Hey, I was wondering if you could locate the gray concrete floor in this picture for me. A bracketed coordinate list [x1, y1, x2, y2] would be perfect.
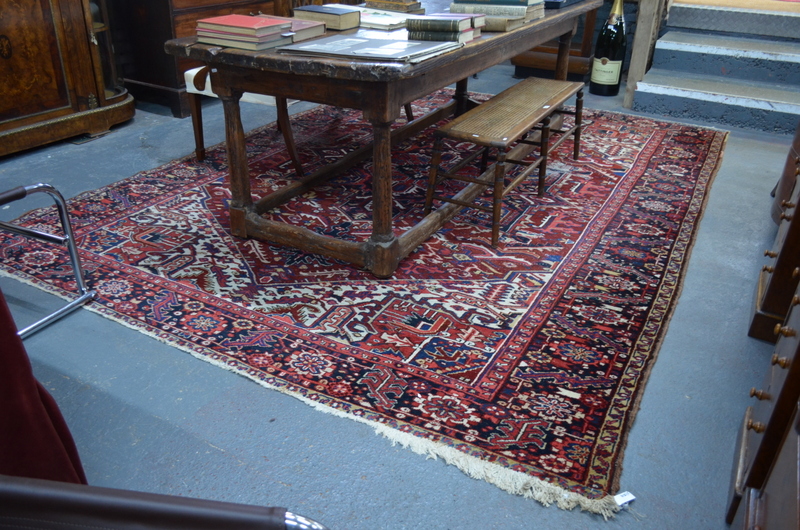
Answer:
[0, 64, 791, 528]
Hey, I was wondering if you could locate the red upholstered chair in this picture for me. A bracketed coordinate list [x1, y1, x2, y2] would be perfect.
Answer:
[0, 288, 87, 485]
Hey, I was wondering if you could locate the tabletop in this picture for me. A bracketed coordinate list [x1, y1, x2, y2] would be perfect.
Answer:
[164, 0, 603, 85]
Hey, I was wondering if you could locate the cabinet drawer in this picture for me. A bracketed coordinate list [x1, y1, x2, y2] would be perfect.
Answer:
[744, 290, 800, 488]
[750, 328, 800, 428]
[758, 400, 800, 530]
[770, 183, 798, 254]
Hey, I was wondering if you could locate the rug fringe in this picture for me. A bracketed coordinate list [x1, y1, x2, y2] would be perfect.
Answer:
[372, 422, 620, 519]
[250, 374, 622, 519]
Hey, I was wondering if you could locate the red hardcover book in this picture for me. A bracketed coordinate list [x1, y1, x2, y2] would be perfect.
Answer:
[196, 14, 292, 36]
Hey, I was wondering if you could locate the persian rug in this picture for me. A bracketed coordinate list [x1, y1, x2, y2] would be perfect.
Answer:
[0, 89, 727, 517]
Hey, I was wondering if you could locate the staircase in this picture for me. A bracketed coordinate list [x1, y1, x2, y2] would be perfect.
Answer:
[631, 3, 800, 134]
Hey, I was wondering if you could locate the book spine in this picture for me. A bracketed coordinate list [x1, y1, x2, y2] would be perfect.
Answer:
[197, 30, 284, 42]
[364, 1, 421, 8]
[408, 30, 463, 40]
[365, 3, 419, 11]
[406, 19, 463, 31]
[291, 12, 329, 22]
[483, 16, 519, 31]
[449, 3, 529, 15]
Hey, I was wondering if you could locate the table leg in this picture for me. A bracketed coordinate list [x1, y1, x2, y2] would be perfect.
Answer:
[554, 23, 577, 81]
[218, 91, 250, 237]
[455, 78, 470, 116]
[367, 120, 400, 278]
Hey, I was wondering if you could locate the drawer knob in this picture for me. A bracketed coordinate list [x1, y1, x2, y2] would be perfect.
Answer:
[783, 200, 797, 208]
[774, 324, 797, 338]
[749, 388, 771, 400]
[747, 419, 766, 433]
[781, 212, 794, 221]
[763, 265, 774, 273]
[764, 250, 778, 258]
[771, 353, 791, 369]
[793, 295, 800, 306]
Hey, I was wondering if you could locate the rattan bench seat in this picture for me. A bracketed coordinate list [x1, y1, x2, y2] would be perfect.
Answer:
[425, 77, 584, 246]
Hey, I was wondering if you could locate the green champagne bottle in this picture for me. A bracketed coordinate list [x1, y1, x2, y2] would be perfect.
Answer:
[589, 0, 627, 96]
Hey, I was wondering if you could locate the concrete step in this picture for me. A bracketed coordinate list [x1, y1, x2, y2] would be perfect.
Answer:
[632, 69, 800, 134]
[652, 31, 800, 85]
[667, 3, 800, 39]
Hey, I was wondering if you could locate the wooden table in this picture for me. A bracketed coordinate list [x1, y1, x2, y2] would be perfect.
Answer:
[164, 0, 601, 277]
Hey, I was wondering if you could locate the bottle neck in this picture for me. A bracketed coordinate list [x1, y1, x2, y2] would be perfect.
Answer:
[609, 0, 624, 21]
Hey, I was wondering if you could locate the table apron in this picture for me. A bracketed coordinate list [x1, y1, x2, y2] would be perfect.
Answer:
[209, 16, 577, 123]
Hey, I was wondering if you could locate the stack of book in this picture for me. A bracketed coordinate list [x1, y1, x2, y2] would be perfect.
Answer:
[406, 14, 477, 43]
[196, 14, 325, 51]
[196, 14, 293, 50]
[425, 12, 486, 37]
[448, 0, 544, 32]
[292, 4, 361, 30]
[364, 0, 425, 14]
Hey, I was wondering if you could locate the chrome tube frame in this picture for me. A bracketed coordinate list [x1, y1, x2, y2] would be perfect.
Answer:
[0, 183, 96, 339]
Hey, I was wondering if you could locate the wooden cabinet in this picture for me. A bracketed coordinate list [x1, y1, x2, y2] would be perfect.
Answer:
[0, 0, 135, 157]
[771, 120, 800, 225]
[108, 0, 281, 118]
[727, 283, 800, 524]
[749, 153, 800, 343]
[731, 399, 800, 529]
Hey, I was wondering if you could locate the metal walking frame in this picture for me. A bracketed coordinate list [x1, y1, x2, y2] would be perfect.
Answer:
[0, 183, 96, 339]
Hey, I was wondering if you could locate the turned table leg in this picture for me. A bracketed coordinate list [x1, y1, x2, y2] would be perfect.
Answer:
[217, 89, 250, 238]
[554, 23, 577, 81]
[367, 120, 400, 278]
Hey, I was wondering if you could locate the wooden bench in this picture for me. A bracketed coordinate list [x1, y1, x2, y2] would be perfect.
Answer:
[423, 77, 584, 246]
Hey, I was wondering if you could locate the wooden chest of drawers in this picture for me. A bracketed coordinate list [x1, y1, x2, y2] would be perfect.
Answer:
[732, 399, 800, 530]
[749, 123, 800, 342]
[727, 282, 800, 523]
[108, 0, 279, 117]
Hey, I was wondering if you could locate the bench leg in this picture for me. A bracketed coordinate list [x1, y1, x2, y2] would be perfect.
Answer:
[479, 146, 491, 174]
[424, 138, 445, 215]
[404, 103, 414, 122]
[573, 89, 583, 160]
[538, 116, 551, 197]
[188, 93, 206, 161]
[491, 150, 506, 247]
